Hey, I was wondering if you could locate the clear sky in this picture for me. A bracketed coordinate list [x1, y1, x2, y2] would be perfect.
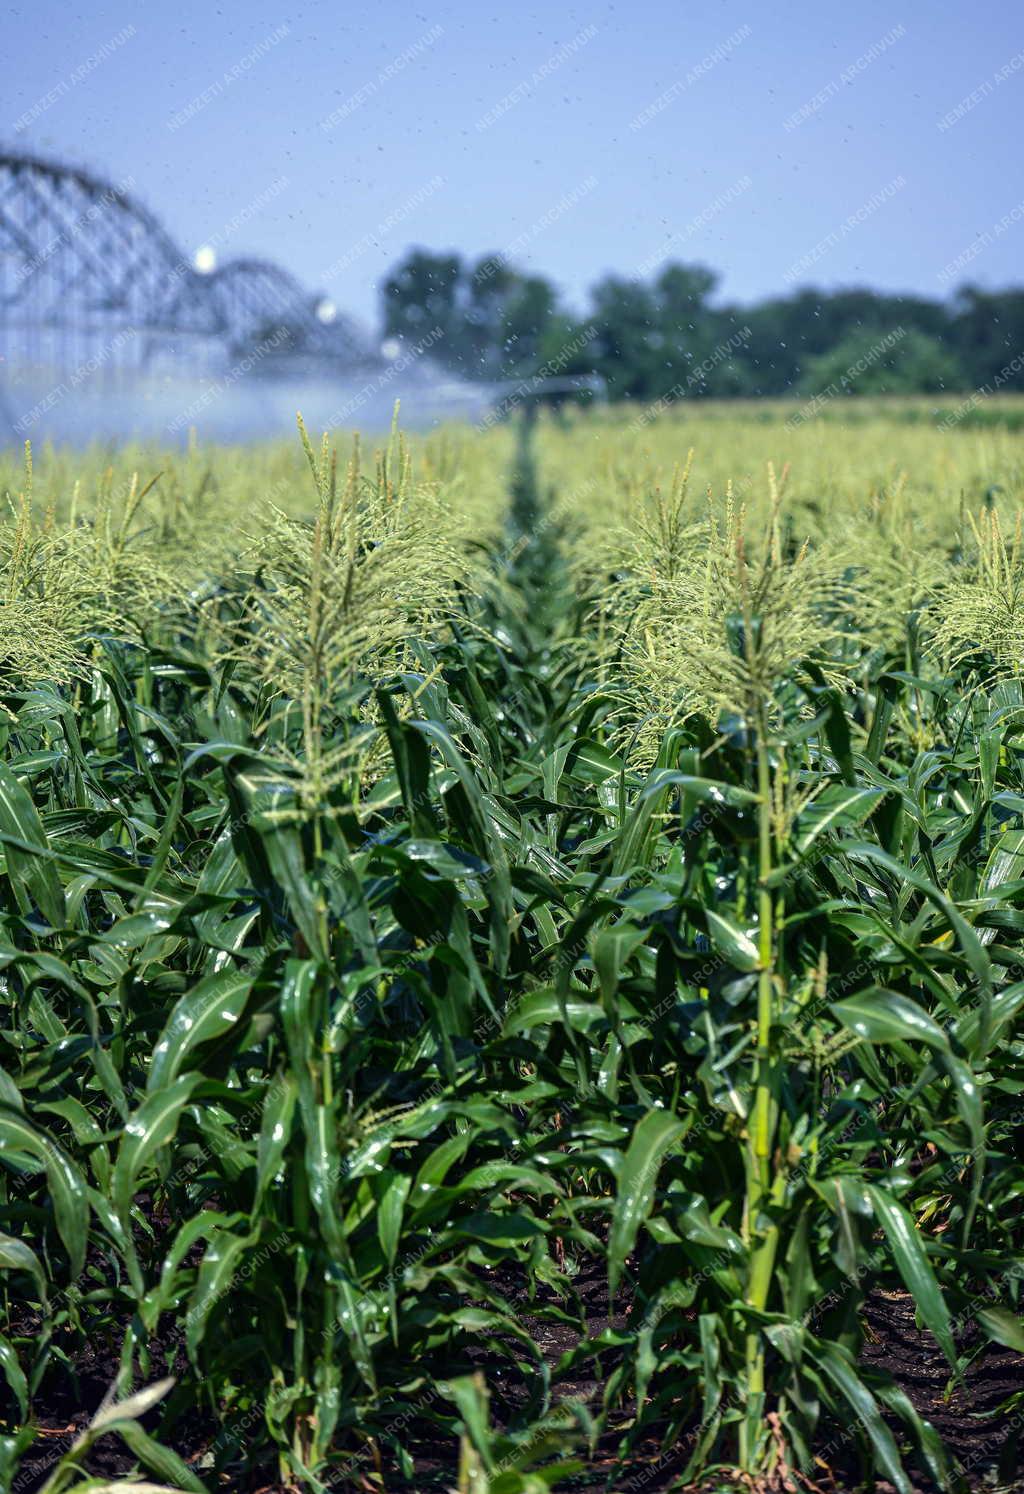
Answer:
[4, 0, 1022, 332]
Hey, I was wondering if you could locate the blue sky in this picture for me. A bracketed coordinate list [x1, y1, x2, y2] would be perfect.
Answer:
[5, 0, 1022, 332]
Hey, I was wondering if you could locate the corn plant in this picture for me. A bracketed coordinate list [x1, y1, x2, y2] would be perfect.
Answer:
[0, 406, 1022, 1494]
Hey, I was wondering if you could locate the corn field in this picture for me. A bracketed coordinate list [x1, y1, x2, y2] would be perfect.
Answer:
[1, 403, 1023, 1494]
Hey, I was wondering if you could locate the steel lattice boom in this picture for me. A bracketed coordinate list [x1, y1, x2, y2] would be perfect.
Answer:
[0, 150, 377, 375]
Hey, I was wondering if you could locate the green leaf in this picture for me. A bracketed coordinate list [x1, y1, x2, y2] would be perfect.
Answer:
[0, 759, 65, 925]
[503, 988, 603, 1035]
[451, 1212, 545, 1246]
[793, 785, 887, 857]
[592, 922, 648, 1005]
[833, 988, 950, 1050]
[977, 1305, 1024, 1353]
[866, 1184, 957, 1368]
[814, 1341, 911, 1494]
[147, 969, 255, 1091]
[705, 909, 759, 972]
[445, 1374, 494, 1473]
[255, 1073, 298, 1208]
[186, 1229, 257, 1366]
[0, 1105, 88, 1277]
[236, 769, 325, 958]
[377, 1171, 411, 1267]
[873, 1379, 949, 1493]
[113, 1077, 202, 1284]
[0, 1229, 48, 1304]
[843, 842, 994, 1047]
[0, 1335, 27, 1420]
[608, 1109, 685, 1298]
[115, 1420, 209, 1492]
[564, 737, 624, 785]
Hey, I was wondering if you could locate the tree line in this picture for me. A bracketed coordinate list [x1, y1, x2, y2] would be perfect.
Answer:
[381, 249, 1024, 403]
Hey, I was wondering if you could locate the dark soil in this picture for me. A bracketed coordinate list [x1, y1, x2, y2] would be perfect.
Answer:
[14, 1258, 1024, 1493]
[860, 1291, 1024, 1483]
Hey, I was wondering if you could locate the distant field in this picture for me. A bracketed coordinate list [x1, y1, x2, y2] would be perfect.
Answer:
[1, 401, 1022, 1494]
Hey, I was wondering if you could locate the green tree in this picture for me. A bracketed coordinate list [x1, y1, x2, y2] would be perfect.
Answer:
[650, 264, 722, 398]
[379, 247, 1024, 403]
[588, 275, 660, 400]
[798, 327, 962, 397]
[381, 249, 469, 371]
[381, 249, 562, 382]
[950, 286, 1024, 391]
